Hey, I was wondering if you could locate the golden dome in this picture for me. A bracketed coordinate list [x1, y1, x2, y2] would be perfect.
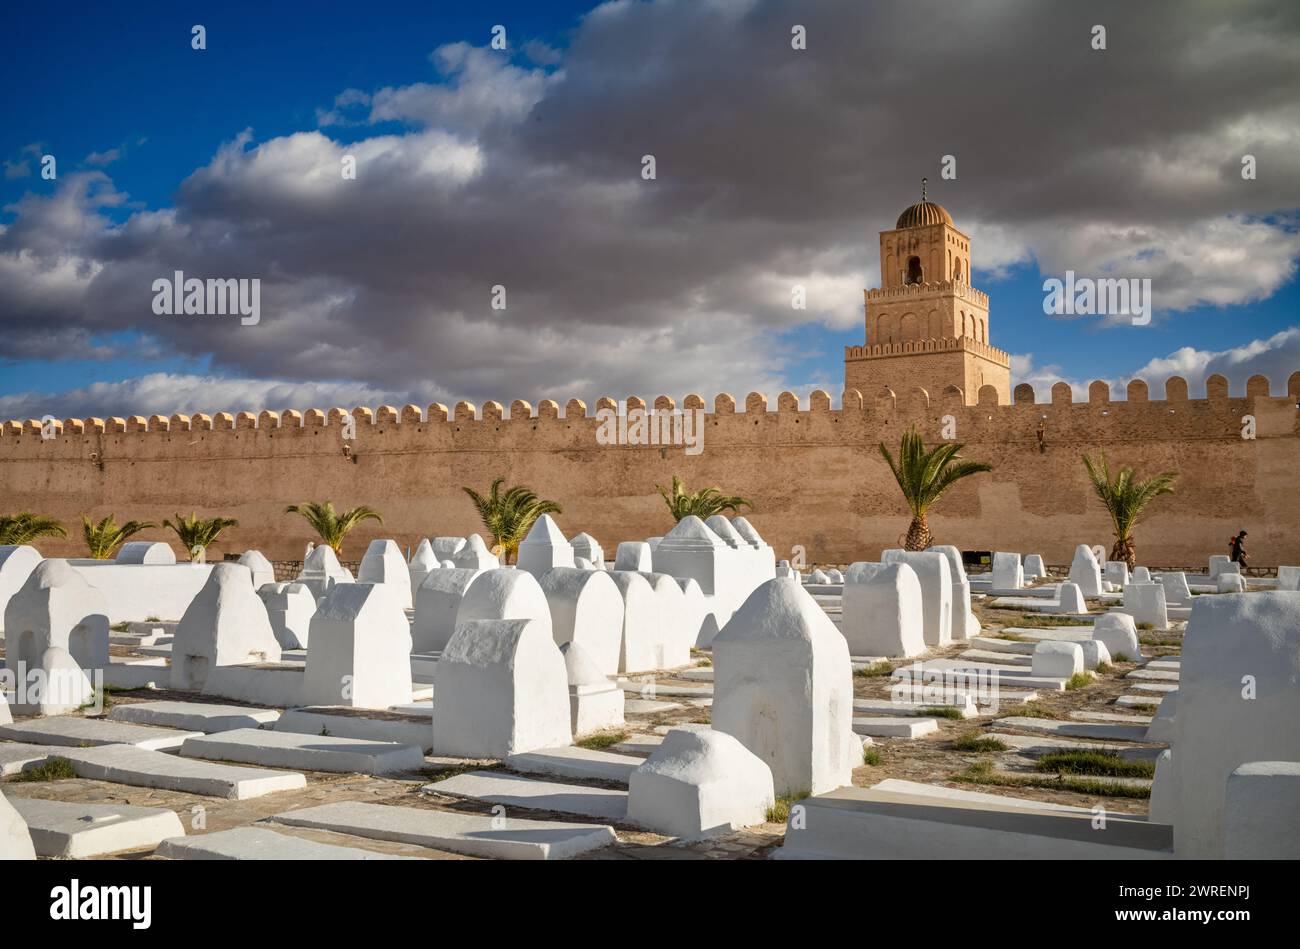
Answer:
[895, 200, 953, 229]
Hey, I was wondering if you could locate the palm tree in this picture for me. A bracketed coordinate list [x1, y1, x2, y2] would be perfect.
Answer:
[162, 513, 240, 561]
[284, 502, 383, 556]
[880, 426, 992, 550]
[82, 514, 157, 560]
[0, 512, 67, 546]
[462, 478, 562, 564]
[1082, 453, 1177, 569]
[656, 475, 752, 522]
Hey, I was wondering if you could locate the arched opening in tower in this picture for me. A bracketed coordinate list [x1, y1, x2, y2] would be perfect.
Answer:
[905, 256, 923, 285]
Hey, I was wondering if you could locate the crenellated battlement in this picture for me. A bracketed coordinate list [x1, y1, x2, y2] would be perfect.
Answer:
[865, 280, 989, 308]
[5, 370, 1297, 440]
[844, 334, 1010, 367]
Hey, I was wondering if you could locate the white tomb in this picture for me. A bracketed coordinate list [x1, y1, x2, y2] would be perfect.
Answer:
[1207, 555, 1235, 579]
[0, 545, 43, 636]
[358, 539, 413, 611]
[992, 551, 1023, 590]
[3, 559, 110, 677]
[841, 562, 925, 658]
[560, 642, 624, 735]
[537, 567, 624, 676]
[295, 545, 354, 602]
[928, 544, 978, 639]
[641, 573, 694, 668]
[1078, 639, 1111, 670]
[1023, 554, 1046, 580]
[1104, 561, 1130, 586]
[452, 534, 499, 570]
[1122, 581, 1168, 630]
[1067, 544, 1103, 597]
[1031, 640, 1083, 678]
[606, 570, 665, 673]
[516, 515, 576, 579]
[881, 549, 953, 647]
[1170, 592, 1300, 858]
[569, 532, 605, 568]
[0, 790, 36, 860]
[257, 581, 316, 650]
[1216, 573, 1246, 593]
[704, 515, 744, 549]
[807, 568, 831, 584]
[613, 541, 653, 572]
[1159, 571, 1193, 606]
[1278, 566, 1300, 591]
[407, 539, 439, 604]
[412, 567, 486, 653]
[430, 537, 467, 561]
[116, 541, 176, 565]
[1092, 612, 1140, 662]
[1056, 581, 1086, 614]
[674, 576, 715, 648]
[1132, 565, 1152, 582]
[712, 578, 858, 796]
[302, 583, 412, 709]
[19, 645, 95, 715]
[433, 617, 571, 758]
[455, 568, 553, 641]
[1223, 762, 1300, 859]
[238, 549, 276, 589]
[627, 728, 775, 839]
[1146, 690, 1178, 743]
[171, 563, 281, 690]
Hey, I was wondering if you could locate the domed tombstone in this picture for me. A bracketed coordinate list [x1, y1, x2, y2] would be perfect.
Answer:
[561, 641, 624, 735]
[0, 790, 36, 860]
[673, 576, 713, 648]
[0, 545, 43, 637]
[1104, 561, 1130, 586]
[730, 516, 766, 551]
[807, 568, 831, 584]
[712, 579, 857, 796]
[4, 559, 109, 676]
[358, 539, 412, 610]
[1123, 581, 1168, 630]
[517, 515, 575, 579]
[704, 515, 744, 550]
[1092, 612, 1140, 662]
[536, 567, 624, 676]
[569, 533, 605, 569]
[627, 728, 775, 839]
[257, 581, 317, 650]
[841, 562, 925, 658]
[430, 536, 467, 561]
[613, 541, 653, 572]
[1056, 581, 1086, 614]
[433, 617, 571, 758]
[1031, 640, 1083, 678]
[992, 551, 1023, 590]
[825, 568, 844, 584]
[412, 568, 486, 654]
[1023, 554, 1046, 580]
[775, 561, 796, 580]
[115, 541, 176, 565]
[1171, 593, 1300, 858]
[452, 534, 499, 570]
[1132, 565, 1152, 582]
[881, 549, 953, 647]
[455, 568, 553, 641]
[295, 545, 354, 602]
[302, 582, 412, 709]
[1159, 571, 1193, 607]
[1217, 573, 1246, 593]
[171, 563, 281, 690]
[606, 571, 663, 674]
[21, 645, 94, 715]
[640, 572, 693, 669]
[1067, 544, 1103, 597]
[1079, 639, 1111, 671]
[928, 544, 975, 641]
[408, 539, 438, 604]
[239, 549, 276, 589]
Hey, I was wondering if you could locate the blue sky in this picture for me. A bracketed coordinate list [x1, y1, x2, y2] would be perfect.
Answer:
[2, 0, 1297, 417]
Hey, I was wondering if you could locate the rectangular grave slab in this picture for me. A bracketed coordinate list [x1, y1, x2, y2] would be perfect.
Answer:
[0, 742, 54, 776]
[8, 797, 185, 858]
[0, 717, 202, 751]
[851, 716, 940, 739]
[853, 697, 977, 719]
[1072, 710, 1155, 724]
[1130, 682, 1179, 693]
[617, 679, 713, 698]
[426, 770, 630, 822]
[108, 701, 281, 733]
[274, 708, 432, 752]
[871, 778, 1093, 813]
[271, 801, 615, 860]
[504, 746, 641, 784]
[102, 660, 169, 690]
[180, 728, 424, 775]
[993, 732, 1166, 761]
[623, 698, 683, 715]
[56, 743, 307, 799]
[776, 784, 1172, 860]
[156, 826, 417, 860]
[609, 734, 663, 756]
[993, 716, 1156, 743]
[1125, 669, 1180, 682]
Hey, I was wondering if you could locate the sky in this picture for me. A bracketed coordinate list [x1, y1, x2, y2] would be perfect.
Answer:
[1, 0, 1298, 420]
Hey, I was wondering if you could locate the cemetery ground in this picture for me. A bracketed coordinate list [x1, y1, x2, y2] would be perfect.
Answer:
[0, 582, 1178, 860]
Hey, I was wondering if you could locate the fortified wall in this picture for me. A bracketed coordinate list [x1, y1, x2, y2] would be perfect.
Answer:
[3, 371, 1298, 568]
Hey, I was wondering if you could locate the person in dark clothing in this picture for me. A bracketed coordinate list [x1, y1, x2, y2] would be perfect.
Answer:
[1229, 530, 1248, 567]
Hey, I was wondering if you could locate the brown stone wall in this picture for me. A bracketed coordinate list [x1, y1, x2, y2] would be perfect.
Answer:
[2, 374, 1297, 569]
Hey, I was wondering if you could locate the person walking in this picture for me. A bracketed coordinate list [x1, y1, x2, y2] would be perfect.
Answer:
[1229, 530, 1249, 568]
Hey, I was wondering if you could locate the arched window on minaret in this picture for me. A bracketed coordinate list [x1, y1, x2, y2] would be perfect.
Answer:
[905, 256, 923, 285]
[953, 257, 962, 283]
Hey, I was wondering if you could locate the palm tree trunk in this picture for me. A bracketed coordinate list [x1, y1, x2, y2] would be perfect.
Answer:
[904, 515, 931, 551]
[1110, 535, 1137, 571]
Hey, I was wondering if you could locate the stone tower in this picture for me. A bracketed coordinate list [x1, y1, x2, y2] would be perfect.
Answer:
[844, 182, 1011, 405]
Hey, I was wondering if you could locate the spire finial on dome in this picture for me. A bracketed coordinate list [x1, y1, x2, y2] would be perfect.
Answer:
[921, 177, 928, 202]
